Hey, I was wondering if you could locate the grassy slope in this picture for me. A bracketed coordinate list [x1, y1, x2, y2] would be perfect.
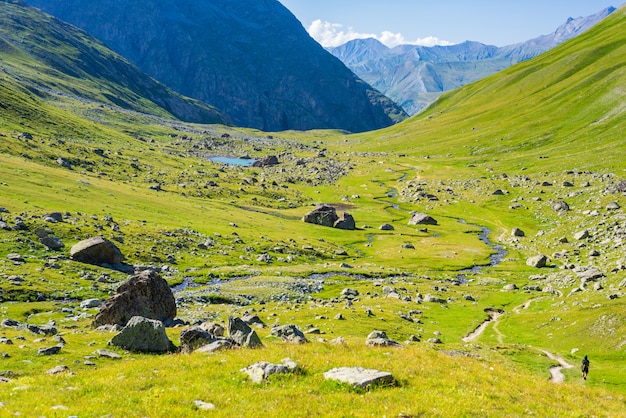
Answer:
[0, 1, 227, 124]
[0, 5, 625, 417]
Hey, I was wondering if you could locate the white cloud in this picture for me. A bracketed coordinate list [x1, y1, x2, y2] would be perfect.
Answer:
[307, 19, 454, 48]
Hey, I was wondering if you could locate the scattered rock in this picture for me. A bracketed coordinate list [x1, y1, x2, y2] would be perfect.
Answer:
[96, 349, 122, 359]
[408, 212, 438, 226]
[340, 288, 359, 299]
[303, 205, 338, 227]
[6, 253, 24, 263]
[365, 330, 402, 347]
[423, 294, 446, 304]
[241, 358, 299, 383]
[80, 298, 102, 309]
[526, 255, 548, 268]
[379, 223, 394, 231]
[93, 270, 177, 328]
[227, 316, 263, 348]
[57, 157, 71, 169]
[38, 345, 62, 356]
[511, 228, 525, 237]
[180, 327, 218, 353]
[251, 155, 279, 167]
[503, 284, 518, 291]
[606, 202, 621, 210]
[573, 230, 590, 240]
[323, 367, 395, 389]
[193, 400, 216, 411]
[552, 201, 570, 212]
[70, 236, 124, 267]
[40, 235, 64, 250]
[47, 365, 71, 375]
[109, 316, 175, 353]
[270, 324, 307, 344]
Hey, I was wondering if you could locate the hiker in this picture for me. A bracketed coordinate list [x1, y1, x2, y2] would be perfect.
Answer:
[581, 355, 590, 380]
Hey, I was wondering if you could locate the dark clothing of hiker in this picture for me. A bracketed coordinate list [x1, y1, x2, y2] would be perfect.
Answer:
[581, 355, 590, 380]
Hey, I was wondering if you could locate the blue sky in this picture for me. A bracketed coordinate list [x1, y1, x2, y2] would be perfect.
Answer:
[278, 1, 618, 47]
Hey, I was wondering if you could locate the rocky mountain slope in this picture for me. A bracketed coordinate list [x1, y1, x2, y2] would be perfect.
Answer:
[329, 6, 616, 114]
[0, 0, 227, 124]
[26, 0, 407, 132]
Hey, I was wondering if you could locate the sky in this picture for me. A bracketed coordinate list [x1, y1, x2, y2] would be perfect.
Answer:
[278, 1, 618, 48]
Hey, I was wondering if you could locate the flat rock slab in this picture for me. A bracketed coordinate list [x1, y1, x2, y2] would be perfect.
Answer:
[323, 367, 395, 389]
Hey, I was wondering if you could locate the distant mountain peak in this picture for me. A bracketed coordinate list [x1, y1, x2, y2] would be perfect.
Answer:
[329, 6, 616, 115]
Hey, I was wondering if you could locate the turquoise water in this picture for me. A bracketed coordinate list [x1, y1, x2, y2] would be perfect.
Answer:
[210, 156, 256, 166]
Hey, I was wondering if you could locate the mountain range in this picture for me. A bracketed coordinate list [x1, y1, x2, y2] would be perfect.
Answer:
[328, 6, 616, 115]
[25, 0, 407, 132]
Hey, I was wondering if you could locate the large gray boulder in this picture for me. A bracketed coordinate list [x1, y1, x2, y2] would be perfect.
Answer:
[408, 213, 438, 226]
[92, 270, 177, 328]
[303, 205, 339, 228]
[70, 236, 124, 266]
[323, 367, 395, 389]
[109, 316, 175, 353]
[270, 324, 307, 344]
[227, 316, 263, 348]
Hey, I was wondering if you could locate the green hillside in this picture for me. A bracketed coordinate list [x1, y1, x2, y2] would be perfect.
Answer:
[0, 3, 624, 417]
[0, 0, 227, 124]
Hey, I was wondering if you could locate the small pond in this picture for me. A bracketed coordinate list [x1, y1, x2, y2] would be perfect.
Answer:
[209, 156, 256, 166]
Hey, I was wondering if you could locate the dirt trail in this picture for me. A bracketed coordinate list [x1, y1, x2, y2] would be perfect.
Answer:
[542, 350, 574, 383]
[462, 309, 503, 342]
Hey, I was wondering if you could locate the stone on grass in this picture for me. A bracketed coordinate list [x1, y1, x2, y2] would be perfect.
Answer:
[340, 288, 359, 299]
[70, 236, 124, 266]
[193, 400, 216, 411]
[323, 367, 395, 389]
[408, 213, 438, 226]
[228, 316, 263, 348]
[511, 228, 525, 237]
[552, 201, 570, 212]
[241, 358, 300, 383]
[109, 316, 175, 353]
[379, 223, 394, 231]
[365, 330, 402, 347]
[179, 327, 217, 353]
[96, 349, 122, 359]
[47, 365, 71, 375]
[573, 230, 590, 240]
[270, 324, 307, 344]
[606, 202, 621, 210]
[40, 235, 64, 250]
[195, 339, 235, 353]
[302, 205, 338, 228]
[80, 298, 102, 309]
[38, 345, 62, 356]
[526, 255, 548, 268]
[93, 270, 176, 328]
